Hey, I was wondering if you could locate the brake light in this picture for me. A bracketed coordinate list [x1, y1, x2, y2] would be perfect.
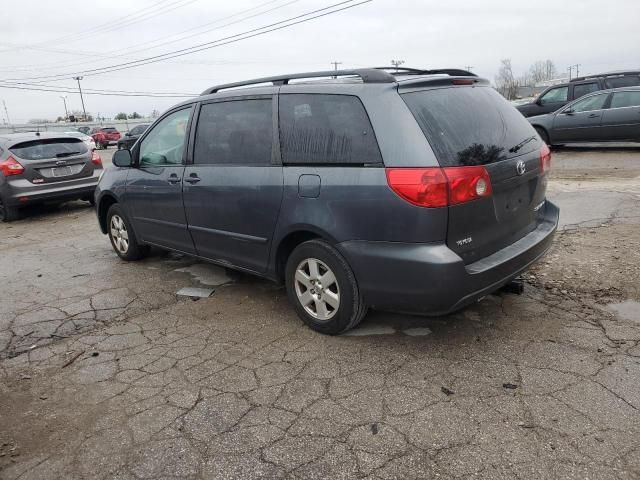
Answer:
[0, 156, 25, 176]
[385, 166, 492, 208]
[540, 143, 551, 174]
[91, 151, 103, 167]
[452, 79, 475, 85]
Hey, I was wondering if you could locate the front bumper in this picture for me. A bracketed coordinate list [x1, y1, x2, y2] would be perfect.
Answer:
[338, 201, 559, 315]
[3, 171, 101, 206]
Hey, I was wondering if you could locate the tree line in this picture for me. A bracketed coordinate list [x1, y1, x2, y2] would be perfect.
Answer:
[495, 59, 559, 100]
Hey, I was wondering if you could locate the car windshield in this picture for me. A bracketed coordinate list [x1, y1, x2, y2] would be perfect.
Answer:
[10, 138, 88, 160]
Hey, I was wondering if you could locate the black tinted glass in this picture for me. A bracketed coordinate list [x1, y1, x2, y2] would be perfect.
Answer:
[194, 99, 273, 165]
[573, 82, 599, 99]
[10, 138, 88, 160]
[279, 94, 382, 165]
[606, 76, 640, 88]
[402, 86, 538, 167]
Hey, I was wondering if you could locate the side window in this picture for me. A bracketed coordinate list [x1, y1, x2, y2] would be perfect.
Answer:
[139, 108, 191, 166]
[610, 91, 640, 109]
[606, 76, 640, 88]
[572, 82, 599, 99]
[193, 99, 273, 165]
[540, 87, 568, 105]
[279, 94, 382, 164]
[569, 94, 608, 113]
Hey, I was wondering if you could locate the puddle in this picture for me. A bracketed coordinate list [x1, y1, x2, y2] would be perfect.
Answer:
[175, 263, 232, 286]
[343, 325, 432, 337]
[608, 300, 640, 324]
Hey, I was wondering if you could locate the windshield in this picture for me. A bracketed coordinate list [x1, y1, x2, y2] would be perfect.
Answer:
[402, 86, 539, 166]
[10, 138, 88, 160]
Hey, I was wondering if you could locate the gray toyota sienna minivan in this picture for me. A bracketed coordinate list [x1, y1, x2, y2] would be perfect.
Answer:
[96, 67, 559, 334]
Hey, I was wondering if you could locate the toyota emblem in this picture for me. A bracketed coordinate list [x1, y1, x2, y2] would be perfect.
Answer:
[516, 160, 526, 176]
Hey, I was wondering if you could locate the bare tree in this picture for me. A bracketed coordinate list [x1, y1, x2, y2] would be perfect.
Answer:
[495, 58, 518, 100]
[529, 60, 558, 84]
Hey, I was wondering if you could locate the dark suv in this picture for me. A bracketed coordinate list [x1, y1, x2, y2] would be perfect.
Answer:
[95, 68, 559, 334]
[517, 71, 640, 118]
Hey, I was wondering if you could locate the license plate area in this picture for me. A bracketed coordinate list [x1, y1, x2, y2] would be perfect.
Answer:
[494, 180, 535, 222]
[52, 166, 73, 177]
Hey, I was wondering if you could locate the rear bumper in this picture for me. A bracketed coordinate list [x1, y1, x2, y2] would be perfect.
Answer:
[338, 201, 559, 315]
[2, 171, 100, 206]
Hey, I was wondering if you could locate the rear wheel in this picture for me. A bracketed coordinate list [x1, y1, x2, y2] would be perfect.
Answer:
[0, 197, 19, 222]
[534, 126, 550, 146]
[106, 204, 149, 261]
[285, 240, 367, 335]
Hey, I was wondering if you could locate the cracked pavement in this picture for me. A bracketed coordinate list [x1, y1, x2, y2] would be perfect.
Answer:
[1, 146, 640, 479]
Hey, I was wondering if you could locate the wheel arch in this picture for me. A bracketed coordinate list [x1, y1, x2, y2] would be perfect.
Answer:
[273, 226, 339, 283]
[97, 193, 118, 234]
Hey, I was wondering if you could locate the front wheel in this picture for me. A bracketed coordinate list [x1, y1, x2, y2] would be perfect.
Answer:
[106, 204, 149, 261]
[285, 240, 367, 335]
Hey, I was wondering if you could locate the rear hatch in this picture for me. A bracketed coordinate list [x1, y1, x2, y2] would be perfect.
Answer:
[9, 137, 94, 184]
[402, 85, 548, 264]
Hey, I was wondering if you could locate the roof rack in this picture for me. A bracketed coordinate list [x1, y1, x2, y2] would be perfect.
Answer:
[201, 68, 395, 95]
[570, 70, 640, 83]
[375, 67, 477, 77]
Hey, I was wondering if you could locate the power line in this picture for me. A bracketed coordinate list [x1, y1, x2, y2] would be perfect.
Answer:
[1, 0, 372, 82]
[0, 80, 197, 96]
[0, 0, 297, 74]
[0, 84, 196, 98]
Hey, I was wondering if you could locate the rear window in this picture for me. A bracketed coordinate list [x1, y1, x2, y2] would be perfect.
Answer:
[102, 128, 118, 133]
[279, 94, 382, 165]
[605, 76, 640, 88]
[10, 138, 88, 160]
[402, 86, 538, 167]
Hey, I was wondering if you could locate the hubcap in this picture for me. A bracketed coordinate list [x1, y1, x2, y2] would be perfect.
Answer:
[294, 258, 340, 321]
[110, 214, 129, 254]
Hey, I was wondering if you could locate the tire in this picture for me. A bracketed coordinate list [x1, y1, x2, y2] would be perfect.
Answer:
[0, 197, 19, 222]
[534, 126, 550, 146]
[106, 204, 149, 261]
[285, 239, 367, 335]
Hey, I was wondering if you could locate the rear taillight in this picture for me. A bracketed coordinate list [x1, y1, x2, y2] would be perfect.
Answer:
[540, 144, 551, 174]
[385, 166, 492, 208]
[91, 151, 103, 167]
[0, 156, 25, 176]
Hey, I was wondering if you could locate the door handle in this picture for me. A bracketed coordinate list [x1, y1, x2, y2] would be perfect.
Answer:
[588, 113, 600, 118]
[167, 174, 181, 184]
[184, 173, 201, 184]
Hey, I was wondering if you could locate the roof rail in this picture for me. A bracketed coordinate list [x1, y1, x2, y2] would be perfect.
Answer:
[570, 70, 640, 83]
[375, 67, 477, 77]
[201, 68, 395, 95]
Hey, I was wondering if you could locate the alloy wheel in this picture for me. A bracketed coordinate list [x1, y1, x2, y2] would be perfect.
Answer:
[110, 214, 129, 254]
[294, 258, 340, 321]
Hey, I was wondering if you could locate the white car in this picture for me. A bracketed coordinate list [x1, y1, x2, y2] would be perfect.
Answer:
[64, 131, 96, 150]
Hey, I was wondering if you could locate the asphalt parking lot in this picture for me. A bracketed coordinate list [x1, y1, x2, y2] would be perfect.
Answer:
[1, 146, 640, 479]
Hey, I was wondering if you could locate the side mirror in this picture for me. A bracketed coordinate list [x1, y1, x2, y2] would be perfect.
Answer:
[112, 149, 133, 167]
[125, 132, 131, 137]
[563, 108, 575, 115]
[535, 98, 543, 106]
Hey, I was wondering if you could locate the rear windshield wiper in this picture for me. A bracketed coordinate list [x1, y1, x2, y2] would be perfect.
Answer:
[56, 151, 82, 158]
[508, 135, 537, 154]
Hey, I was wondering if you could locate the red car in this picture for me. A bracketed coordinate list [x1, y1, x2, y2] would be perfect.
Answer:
[91, 127, 121, 149]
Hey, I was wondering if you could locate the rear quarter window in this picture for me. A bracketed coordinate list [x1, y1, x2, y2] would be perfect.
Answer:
[605, 76, 640, 88]
[402, 86, 538, 167]
[279, 94, 382, 165]
[10, 138, 88, 160]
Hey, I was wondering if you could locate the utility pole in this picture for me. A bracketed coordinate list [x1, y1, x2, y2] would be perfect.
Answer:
[567, 64, 581, 80]
[2, 100, 10, 126]
[330, 61, 342, 79]
[464, 65, 474, 72]
[390, 59, 405, 73]
[73, 76, 87, 121]
[60, 95, 69, 121]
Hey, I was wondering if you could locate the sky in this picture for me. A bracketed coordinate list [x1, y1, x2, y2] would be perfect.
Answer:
[0, 0, 639, 123]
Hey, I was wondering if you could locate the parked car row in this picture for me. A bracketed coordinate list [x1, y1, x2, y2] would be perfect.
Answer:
[516, 70, 640, 117]
[527, 87, 640, 146]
